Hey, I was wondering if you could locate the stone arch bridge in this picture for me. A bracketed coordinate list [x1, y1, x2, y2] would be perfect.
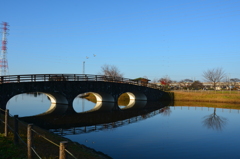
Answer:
[0, 74, 169, 111]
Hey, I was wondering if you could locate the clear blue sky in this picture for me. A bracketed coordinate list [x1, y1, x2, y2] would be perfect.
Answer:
[1, 0, 240, 81]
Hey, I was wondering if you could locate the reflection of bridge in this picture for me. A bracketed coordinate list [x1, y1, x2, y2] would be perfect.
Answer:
[20, 101, 172, 136]
[50, 107, 169, 136]
[0, 74, 170, 110]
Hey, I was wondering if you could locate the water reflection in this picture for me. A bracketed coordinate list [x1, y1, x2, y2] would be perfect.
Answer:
[20, 101, 171, 132]
[202, 107, 227, 131]
[8, 94, 240, 159]
[38, 103, 70, 115]
[121, 100, 147, 110]
[160, 106, 171, 116]
[85, 102, 115, 112]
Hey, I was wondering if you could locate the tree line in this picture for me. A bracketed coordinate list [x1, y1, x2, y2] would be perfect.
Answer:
[158, 68, 239, 90]
[100, 65, 239, 90]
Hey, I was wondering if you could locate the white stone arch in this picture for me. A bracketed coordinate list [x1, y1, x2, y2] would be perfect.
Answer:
[72, 92, 115, 113]
[125, 92, 147, 101]
[90, 92, 114, 102]
[118, 91, 147, 109]
[43, 92, 68, 105]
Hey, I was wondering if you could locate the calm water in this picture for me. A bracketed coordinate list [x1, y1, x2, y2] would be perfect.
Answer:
[7, 93, 240, 159]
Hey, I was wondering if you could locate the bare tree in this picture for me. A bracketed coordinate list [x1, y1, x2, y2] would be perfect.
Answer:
[160, 106, 172, 116]
[159, 75, 172, 91]
[159, 75, 172, 85]
[151, 78, 159, 84]
[101, 64, 123, 78]
[202, 68, 225, 90]
[202, 108, 227, 131]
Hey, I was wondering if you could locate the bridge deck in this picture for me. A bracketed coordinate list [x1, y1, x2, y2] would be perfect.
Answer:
[0, 74, 161, 90]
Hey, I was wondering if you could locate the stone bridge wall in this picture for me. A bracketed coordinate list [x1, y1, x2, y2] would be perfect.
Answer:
[0, 81, 168, 110]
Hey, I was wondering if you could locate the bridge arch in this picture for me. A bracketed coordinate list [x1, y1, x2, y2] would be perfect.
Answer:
[43, 92, 68, 105]
[124, 92, 147, 101]
[72, 92, 116, 113]
[6, 92, 70, 116]
[89, 92, 114, 102]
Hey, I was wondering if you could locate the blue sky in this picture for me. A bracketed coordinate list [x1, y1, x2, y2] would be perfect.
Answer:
[1, 0, 240, 81]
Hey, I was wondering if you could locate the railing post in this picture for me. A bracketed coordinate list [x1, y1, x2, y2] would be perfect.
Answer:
[17, 75, 20, 83]
[95, 75, 97, 81]
[103, 75, 106, 82]
[44, 75, 46, 81]
[14, 115, 19, 145]
[27, 124, 33, 159]
[59, 141, 68, 159]
[1, 76, 3, 84]
[34, 75, 36, 82]
[4, 109, 9, 137]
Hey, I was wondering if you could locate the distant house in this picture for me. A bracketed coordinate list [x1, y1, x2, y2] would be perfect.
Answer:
[132, 77, 150, 86]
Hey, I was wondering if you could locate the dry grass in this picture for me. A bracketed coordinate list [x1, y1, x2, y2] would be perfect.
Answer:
[172, 91, 240, 104]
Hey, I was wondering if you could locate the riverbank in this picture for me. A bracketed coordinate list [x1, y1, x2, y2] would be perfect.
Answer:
[0, 116, 112, 159]
[171, 91, 240, 104]
[84, 91, 240, 105]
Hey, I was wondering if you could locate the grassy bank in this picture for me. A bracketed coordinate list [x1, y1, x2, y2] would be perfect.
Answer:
[172, 91, 240, 104]
[0, 133, 27, 159]
[0, 115, 112, 159]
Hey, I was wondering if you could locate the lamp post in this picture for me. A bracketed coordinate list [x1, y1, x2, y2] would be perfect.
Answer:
[83, 61, 85, 74]
[82, 55, 96, 74]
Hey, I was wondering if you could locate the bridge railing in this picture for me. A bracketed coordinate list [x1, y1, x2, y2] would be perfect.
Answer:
[0, 74, 162, 90]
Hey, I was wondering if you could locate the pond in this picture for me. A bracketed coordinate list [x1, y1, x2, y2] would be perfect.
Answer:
[6, 93, 240, 159]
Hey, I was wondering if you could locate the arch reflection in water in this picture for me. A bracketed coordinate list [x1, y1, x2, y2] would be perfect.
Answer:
[84, 101, 115, 113]
[49, 105, 167, 136]
[121, 100, 147, 110]
[37, 103, 71, 116]
[20, 101, 170, 134]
